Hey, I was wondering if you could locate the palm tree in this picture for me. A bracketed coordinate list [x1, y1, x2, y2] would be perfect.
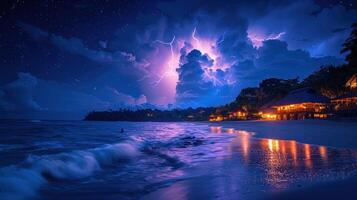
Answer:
[341, 22, 357, 66]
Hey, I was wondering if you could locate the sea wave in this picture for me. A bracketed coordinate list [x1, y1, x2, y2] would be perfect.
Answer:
[0, 133, 207, 199]
[0, 142, 138, 199]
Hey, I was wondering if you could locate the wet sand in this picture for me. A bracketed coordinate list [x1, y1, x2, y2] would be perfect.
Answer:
[219, 120, 357, 200]
[217, 120, 357, 149]
[142, 121, 357, 200]
[266, 175, 357, 200]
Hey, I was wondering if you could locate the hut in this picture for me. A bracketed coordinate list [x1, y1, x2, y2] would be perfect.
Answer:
[272, 88, 330, 120]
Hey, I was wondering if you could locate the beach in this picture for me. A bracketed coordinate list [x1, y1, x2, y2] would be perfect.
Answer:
[143, 120, 357, 200]
[217, 120, 357, 149]
[0, 119, 356, 199]
[219, 119, 357, 200]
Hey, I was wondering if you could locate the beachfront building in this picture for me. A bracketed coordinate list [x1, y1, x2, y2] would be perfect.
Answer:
[209, 114, 224, 122]
[227, 110, 248, 120]
[209, 110, 248, 122]
[272, 88, 330, 120]
[331, 74, 357, 115]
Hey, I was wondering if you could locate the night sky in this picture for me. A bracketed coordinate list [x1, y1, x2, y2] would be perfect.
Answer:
[0, 0, 356, 119]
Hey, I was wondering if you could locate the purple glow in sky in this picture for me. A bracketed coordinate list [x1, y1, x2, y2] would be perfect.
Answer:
[0, 0, 356, 119]
[247, 29, 286, 48]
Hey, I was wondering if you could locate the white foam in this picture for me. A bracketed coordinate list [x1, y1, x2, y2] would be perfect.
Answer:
[0, 142, 138, 199]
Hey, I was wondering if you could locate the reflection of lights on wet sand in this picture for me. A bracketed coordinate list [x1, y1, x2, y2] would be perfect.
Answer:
[210, 128, 336, 190]
[241, 132, 250, 161]
[268, 139, 280, 152]
[274, 140, 279, 151]
[280, 141, 286, 155]
[264, 139, 287, 189]
[235, 130, 251, 136]
[289, 141, 298, 166]
[304, 144, 312, 168]
[268, 140, 273, 152]
[212, 128, 332, 180]
[210, 126, 222, 133]
[319, 146, 327, 162]
[219, 128, 252, 162]
[226, 128, 234, 134]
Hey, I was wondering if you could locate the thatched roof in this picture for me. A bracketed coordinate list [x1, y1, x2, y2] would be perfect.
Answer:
[273, 88, 330, 106]
[259, 100, 278, 112]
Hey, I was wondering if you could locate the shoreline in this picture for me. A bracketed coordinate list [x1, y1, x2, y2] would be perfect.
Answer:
[210, 119, 357, 149]
[141, 120, 357, 200]
[209, 120, 357, 200]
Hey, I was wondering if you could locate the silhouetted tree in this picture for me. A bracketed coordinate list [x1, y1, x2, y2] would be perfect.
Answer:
[302, 64, 357, 98]
[341, 22, 357, 66]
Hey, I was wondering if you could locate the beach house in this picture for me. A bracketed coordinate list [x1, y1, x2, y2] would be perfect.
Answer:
[227, 110, 248, 120]
[272, 88, 330, 120]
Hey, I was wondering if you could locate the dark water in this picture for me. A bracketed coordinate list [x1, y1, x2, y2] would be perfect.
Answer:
[0, 120, 356, 200]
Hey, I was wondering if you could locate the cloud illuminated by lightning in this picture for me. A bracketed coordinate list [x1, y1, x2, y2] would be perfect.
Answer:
[151, 27, 234, 89]
[248, 31, 286, 48]
[152, 36, 178, 87]
[189, 27, 231, 86]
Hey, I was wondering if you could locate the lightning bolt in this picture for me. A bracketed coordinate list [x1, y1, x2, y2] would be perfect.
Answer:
[152, 35, 176, 87]
[249, 31, 286, 48]
[191, 27, 227, 86]
[151, 71, 172, 87]
[266, 32, 285, 40]
[192, 27, 199, 43]
[204, 70, 223, 86]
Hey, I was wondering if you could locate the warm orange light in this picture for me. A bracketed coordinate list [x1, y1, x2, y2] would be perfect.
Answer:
[210, 126, 222, 133]
[226, 128, 235, 134]
[238, 131, 250, 162]
[346, 74, 357, 89]
[289, 141, 297, 165]
[261, 113, 277, 120]
[275, 103, 326, 113]
[268, 139, 273, 152]
[319, 146, 327, 162]
[267, 139, 280, 152]
[209, 115, 224, 122]
[304, 144, 312, 168]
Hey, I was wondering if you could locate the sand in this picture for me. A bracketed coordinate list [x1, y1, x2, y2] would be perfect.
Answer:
[141, 120, 357, 200]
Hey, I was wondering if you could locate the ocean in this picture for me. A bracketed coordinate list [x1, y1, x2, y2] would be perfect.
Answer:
[0, 120, 356, 200]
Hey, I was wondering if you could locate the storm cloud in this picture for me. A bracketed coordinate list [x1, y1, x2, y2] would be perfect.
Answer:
[1, 0, 356, 118]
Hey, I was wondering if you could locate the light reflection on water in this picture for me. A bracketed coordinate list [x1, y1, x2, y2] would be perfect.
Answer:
[209, 126, 357, 190]
[1, 120, 356, 200]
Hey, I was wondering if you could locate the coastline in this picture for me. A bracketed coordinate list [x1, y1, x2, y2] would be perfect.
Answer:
[211, 119, 357, 149]
[210, 120, 357, 199]
[1, 120, 356, 199]
[143, 120, 357, 200]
